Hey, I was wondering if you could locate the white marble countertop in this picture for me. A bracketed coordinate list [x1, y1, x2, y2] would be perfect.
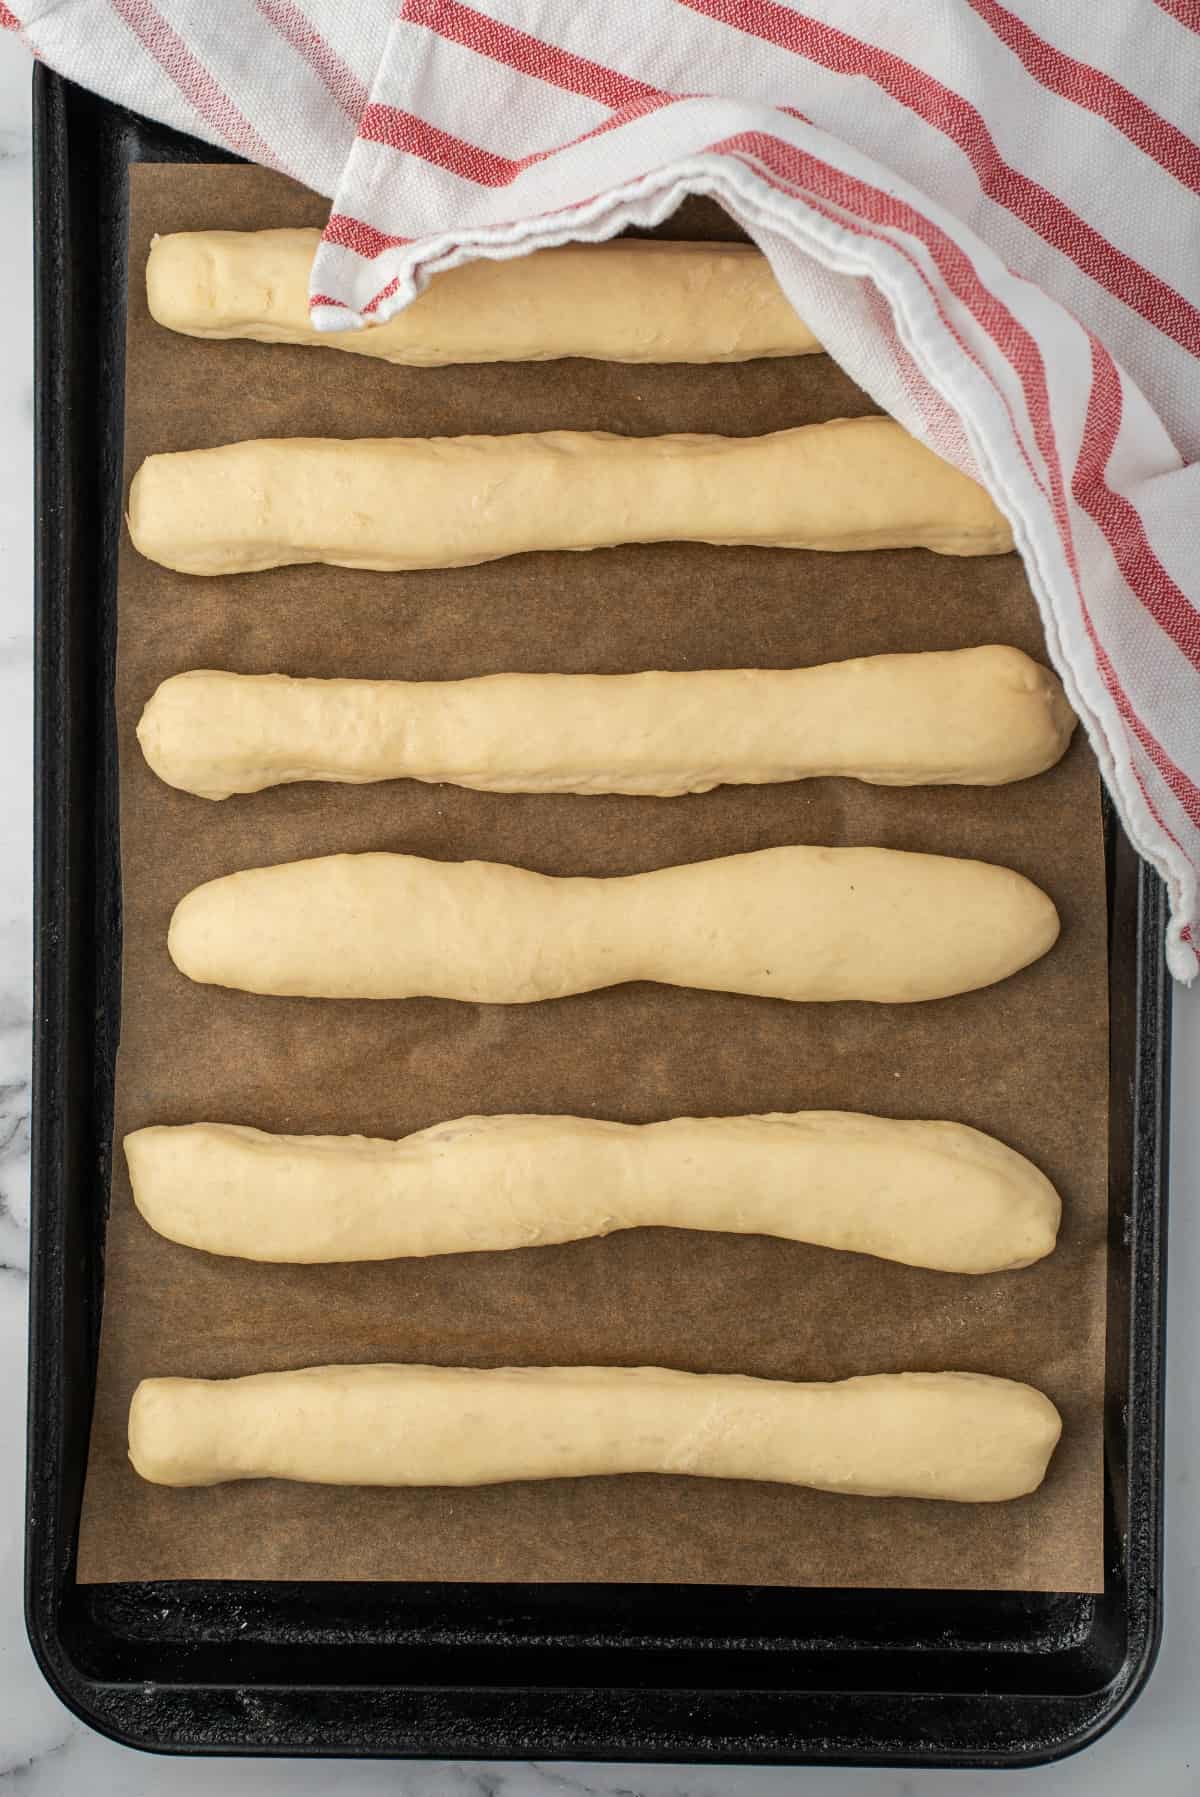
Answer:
[2, 34, 1199, 1796]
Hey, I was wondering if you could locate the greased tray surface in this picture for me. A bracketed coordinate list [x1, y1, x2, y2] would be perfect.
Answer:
[27, 69, 1168, 1764]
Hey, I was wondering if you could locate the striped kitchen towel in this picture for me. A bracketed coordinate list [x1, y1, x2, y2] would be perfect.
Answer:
[10, 0, 1200, 975]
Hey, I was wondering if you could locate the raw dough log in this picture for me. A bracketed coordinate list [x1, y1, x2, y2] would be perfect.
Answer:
[127, 419, 1013, 575]
[137, 646, 1076, 800]
[127, 1363, 1063, 1501]
[146, 229, 823, 364]
[167, 845, 1059, 1004]
[124, 1112, 1062, 1272]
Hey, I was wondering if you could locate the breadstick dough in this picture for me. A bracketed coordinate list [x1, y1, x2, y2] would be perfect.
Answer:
[125, 1112, 1062, 1272]
[167, 846, 1060, 1005]
[137, 646, 1076, 800]
[147, 229, 823, 364]
[127, 1364, 1062, 1501]
[127, 420, 1013, 575]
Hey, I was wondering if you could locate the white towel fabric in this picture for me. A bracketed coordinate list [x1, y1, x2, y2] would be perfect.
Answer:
[10, 0, 1200, 974]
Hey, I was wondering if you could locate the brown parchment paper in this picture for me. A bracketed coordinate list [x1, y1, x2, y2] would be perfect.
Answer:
[76, 164, 1108, 1591]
